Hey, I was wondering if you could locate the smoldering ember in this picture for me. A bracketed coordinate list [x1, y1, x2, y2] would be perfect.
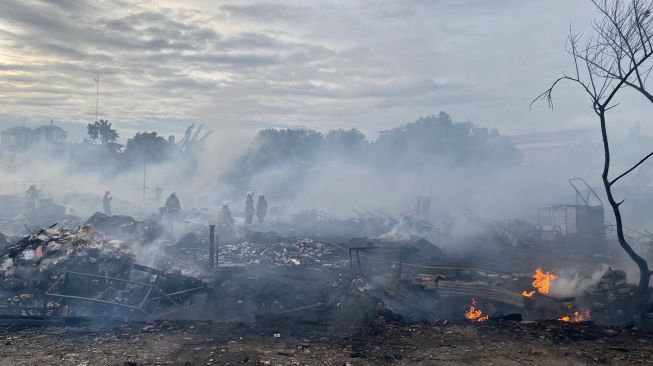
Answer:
[6, 2, 653, 366]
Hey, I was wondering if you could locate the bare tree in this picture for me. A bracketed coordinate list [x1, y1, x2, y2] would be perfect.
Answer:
[533, 0, 653, 315]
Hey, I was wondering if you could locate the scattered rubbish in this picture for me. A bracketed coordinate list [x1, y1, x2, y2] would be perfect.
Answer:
[218, 239, 340, 266]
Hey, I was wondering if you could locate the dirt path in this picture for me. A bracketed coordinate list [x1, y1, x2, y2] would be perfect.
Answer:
[0, 320, 651, 365]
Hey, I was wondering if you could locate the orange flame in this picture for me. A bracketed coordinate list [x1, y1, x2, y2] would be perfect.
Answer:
[521, 267, 557, 297]
[559, 309, 591, 323]
[465, 297, 489, 322]
[532, 267, 557, 295]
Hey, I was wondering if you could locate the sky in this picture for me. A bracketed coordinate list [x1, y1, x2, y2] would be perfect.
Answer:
[0, 0, 650, 141]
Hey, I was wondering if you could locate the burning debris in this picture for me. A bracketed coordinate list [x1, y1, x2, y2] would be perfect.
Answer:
[465, 297, 489, 322]
[560, 308, 592, 323]
[521, 267, 557, 298]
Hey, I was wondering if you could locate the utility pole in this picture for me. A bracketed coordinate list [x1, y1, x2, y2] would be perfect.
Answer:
[142, 163, 147, 201]
[209, 225, 215, 268]
[94, 73, 100, 122]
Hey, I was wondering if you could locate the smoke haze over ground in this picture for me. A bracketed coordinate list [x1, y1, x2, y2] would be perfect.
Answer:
[3, 111, 653, 231]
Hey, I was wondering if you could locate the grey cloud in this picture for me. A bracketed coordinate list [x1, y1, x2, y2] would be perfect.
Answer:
[0, 2, 72, 33]
[0, 63, 35, 71]
[220, 3, 307, 21]
[154, 77, 219, 92]
[40, 0, 96, 11]
[221, 32, 283, 50]
[183, 53, 282, 66]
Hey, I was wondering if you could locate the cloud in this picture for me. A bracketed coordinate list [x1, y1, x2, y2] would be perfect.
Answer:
[220, 3, 308, 22]
[2, 0, 649, 141]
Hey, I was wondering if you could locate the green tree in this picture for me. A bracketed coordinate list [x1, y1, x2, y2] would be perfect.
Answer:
[124, 131, 172, 163]
[87, 119, 118, 144]
[325, 128, 367, 149]
[87, 119, 121, 152]
[373, 112, 520, 168]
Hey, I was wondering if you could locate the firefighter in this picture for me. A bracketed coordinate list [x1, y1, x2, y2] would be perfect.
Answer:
[102, 190, 113, 216]
[256, 194, 268, 224]
[154, 187, 162, 204]
[25, 185, 41, 212]
[165, 192, 180, 213]
[221, 202, 235, 226]
[244, 192, 255, 225]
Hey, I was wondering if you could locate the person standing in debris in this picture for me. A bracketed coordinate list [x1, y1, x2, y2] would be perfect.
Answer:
[24, 184, 41, 212]
[154, 187, 162, 204]
[256, 194, 268, 224]
[165, 192, 180, 213]
[245, 192, 255, 225]
[102, 191, 113, 216]
[221, 202, 235, 226]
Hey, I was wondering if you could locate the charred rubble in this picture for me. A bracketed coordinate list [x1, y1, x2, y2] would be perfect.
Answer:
[0, 191, 651, 366]
[0, 181, 651, 340]
[0, 219, 209, 321]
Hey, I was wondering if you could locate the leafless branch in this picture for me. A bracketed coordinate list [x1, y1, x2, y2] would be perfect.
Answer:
[610, 150, 653, 185]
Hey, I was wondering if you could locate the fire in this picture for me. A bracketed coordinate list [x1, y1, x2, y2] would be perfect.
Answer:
[559, 309, 591, 323]
[521, 267, 557, 297]
[521, 290, 535, 298]
[465, 297, 489, 322]
[532, 268, 557, 295]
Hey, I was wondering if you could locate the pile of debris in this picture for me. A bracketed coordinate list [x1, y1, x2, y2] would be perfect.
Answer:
[0, 224, 134, 316]
[1, 224, 133, 277]
[0, 221, 213, 319]
[44, 263, 211, 319]
[218, 239, 341, 266]
[86, 212, 161, 242]
[586, 268, 637, 325]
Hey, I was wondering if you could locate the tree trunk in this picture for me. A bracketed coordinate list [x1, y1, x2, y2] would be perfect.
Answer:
[599, 110, 651, 315]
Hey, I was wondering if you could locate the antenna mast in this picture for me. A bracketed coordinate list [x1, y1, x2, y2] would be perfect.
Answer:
[94, 73, 100, 122]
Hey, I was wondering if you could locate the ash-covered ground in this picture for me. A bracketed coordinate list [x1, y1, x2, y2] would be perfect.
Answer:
[2, 320, 653, 365]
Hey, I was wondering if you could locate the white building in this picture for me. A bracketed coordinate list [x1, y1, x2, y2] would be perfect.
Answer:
[0, 121, 67, 147]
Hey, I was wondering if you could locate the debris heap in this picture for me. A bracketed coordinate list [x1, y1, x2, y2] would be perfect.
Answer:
[86, 212, 161, 242]
[587, 269, 637, 325]
[0, 224, 134, 316]
[218, 239, 340, 266]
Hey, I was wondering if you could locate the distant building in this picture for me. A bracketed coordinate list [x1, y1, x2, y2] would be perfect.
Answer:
[508, 129, 597, 151]
[1, 126, 32, 146]
[1, 121, 67, 147]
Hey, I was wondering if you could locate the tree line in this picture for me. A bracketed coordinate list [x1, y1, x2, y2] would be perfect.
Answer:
[226, 111, 522, 189]
[84, 120, 208, 167]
